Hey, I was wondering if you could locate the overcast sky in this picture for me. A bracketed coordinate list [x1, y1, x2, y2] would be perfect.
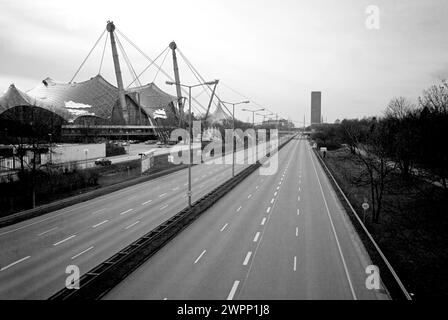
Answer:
[1, 0, 448, 124]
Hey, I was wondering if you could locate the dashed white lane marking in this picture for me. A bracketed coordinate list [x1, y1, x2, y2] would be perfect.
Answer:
[266, 207, 271, 213]
[160, 204, 169, 210]
[227, 281, 240, 300]
[247, 194, 252, 199]
[194, 250, 206, 264]
[297, 209, 300, 216]
[261, 217, 267, 225]
[125, 221, 140, 230]
[0, 200, 109, 235]
[297, 196, 300, 201]
[163, 297, 168, 300]
[142, 200, 152, 205]
[92, 220, 108, 228]
[270, 198, 275, 204]
[92, 208, 106, 215]
[243, 251, 252, 266]
[120, 209, 134, 215]
[1, 256, 31, 271]
[299, 187, 301, 192]
[71, 246, 94, 260]
[294, 256, 297, 271]
[172, 187, 179, 191]
[274, 192, 278, 196]
[159, 193, 167, 198]
[53, 234, 76, 246]
[236, 206, 242, 212]
[220, 223, 228, 232]
[37, 227, 57, 236]
[253, 232, 260, 242]
[296, 227, 299, 237]
[255, 186, 259, 189]
[276, 186, 280, 190]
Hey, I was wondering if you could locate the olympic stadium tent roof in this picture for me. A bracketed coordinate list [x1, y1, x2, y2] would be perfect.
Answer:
[127, 83, 179, 117]
[0, 83, 71, 120]
[206, 102, 231, 125]
[0, 84, 33, 111]
[127, 83, 178, 110]
[1, 75, 180, 125]
[26, 75, 119, 122]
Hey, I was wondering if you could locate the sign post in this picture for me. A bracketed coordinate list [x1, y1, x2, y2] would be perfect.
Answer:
[362, 199, 370, 224]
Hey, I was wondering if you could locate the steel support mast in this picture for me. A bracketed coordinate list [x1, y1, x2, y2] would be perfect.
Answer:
[107, 21, 128, 124]
[169, 41, 185, 128]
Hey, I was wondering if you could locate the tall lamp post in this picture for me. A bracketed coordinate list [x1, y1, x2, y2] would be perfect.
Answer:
[242, 108, 264, 162]
[166, 80, 218, 207]
[257, 111, 273, 126]
[221, 100, 250, 177]
[48, 133, 52, 164]
[241, 108, 265, 127]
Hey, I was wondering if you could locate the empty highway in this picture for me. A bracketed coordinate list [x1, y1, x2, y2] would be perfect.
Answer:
[105, 137, 389, 300]
[0, 139, 283, 299]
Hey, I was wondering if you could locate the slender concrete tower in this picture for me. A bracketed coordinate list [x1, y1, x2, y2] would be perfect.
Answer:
[107, 21, 128, 124]
[311, 91, 321, 125]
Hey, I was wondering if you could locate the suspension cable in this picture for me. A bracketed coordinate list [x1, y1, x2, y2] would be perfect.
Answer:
[116, 29, 208, 112]
[152, 48, 170, 83]
[127, 46, 168, 88]
[115, 32, 141, 87]
[70, 29, 106, 83]
[98, 32, 109, 75]
[177, 48, 228, 116]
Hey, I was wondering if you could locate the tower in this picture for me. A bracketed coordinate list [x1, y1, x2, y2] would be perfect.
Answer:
[311, 91, 321, 125]
[169, 41, 184, 128]
[107, 21, 128, 124]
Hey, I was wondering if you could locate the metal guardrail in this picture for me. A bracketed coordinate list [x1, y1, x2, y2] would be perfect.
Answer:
[49, 134, 296, 300]
[313, 148, 412, 300]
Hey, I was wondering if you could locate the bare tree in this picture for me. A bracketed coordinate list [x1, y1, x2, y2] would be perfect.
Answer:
[342, 118, 397, 223]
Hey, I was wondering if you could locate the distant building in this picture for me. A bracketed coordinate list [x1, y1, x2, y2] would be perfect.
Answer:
[261, 119, 294, 129]
[311, 91, 321, 125]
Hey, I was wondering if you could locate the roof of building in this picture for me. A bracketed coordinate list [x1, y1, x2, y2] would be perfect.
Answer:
[0, 83, 72, 120]
[26, 75, 119, 122]
[126, 82, 178, 116]
[1, 75, 179, 124]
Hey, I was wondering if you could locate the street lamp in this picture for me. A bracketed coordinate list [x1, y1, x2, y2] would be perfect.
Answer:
[257, 111, 273, 126]
[48, 133, 52, 164]
[166, 79, 218, 207]
[221, 100, 250, 177]
[84, 149, 88, 169]
[241, 108, 265, 127]
[242, 108, 264, 162]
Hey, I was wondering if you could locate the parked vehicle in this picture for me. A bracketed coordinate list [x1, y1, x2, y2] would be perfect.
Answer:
[95, 158, 112, 166]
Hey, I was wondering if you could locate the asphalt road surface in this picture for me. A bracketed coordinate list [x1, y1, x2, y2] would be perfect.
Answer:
[0, 138, 282, 299]
[105, 137, 389, 300]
